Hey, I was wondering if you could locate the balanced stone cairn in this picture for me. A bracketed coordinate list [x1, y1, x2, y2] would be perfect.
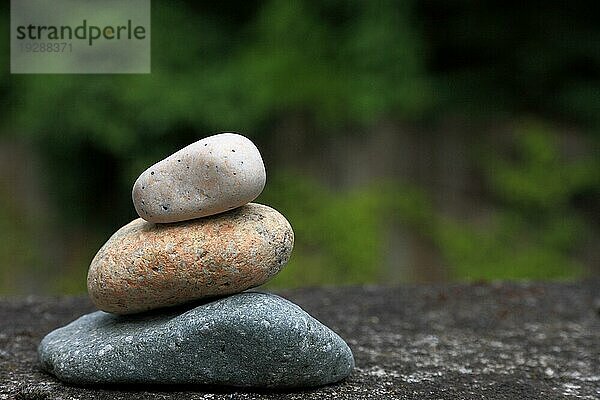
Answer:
[38, 133, 354, 388]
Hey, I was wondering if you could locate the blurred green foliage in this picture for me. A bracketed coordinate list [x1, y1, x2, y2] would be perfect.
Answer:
[261, 173, 385, 286]
[261, 174, 417, 287]
[434, 122, 598, 280]
[262, 175, 434, 287]
[0, 187, 42, 292]
[0, 1, 598, 293]
[2, 0, 429, 222]
[262, 122, 598, 286]
[3, 0, 428, 148]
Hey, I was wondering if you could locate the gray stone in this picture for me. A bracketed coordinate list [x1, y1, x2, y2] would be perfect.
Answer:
[132, 133, 266, 223]
[38, 292, 354, 388]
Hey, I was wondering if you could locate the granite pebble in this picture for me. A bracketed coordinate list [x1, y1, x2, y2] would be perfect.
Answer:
[87, 203, 293, 314]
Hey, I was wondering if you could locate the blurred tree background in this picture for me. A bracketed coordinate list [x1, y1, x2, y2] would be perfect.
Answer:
[0, 0, 598, 294]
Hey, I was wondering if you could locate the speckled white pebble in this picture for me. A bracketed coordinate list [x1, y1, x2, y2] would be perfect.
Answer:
[132, 133, 266, 223]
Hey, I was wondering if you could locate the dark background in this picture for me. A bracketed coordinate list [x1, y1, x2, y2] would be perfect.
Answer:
[0, 0, 598, 294]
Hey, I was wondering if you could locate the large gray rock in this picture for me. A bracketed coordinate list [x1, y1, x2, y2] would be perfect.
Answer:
[38, 292, 354, 388]
[132, 133, 266, 223]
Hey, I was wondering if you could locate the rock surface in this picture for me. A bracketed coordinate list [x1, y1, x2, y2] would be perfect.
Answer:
[2, 282, 599, 399]
[87, 203, 293, 314]
[132, 133, 266, 223]
[38, 292, 354, 388]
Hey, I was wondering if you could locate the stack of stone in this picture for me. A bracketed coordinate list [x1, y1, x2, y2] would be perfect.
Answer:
[38, 133, 354, 388]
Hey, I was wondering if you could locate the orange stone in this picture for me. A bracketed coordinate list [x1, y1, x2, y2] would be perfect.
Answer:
[87, 203, 293, 314]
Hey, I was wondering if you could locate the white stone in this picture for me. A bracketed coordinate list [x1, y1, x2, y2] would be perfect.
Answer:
[132, 133, 266, 223]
